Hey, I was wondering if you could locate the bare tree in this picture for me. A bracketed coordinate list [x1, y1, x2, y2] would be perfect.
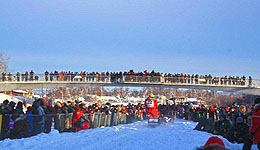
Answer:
[0, 53, 10, 72]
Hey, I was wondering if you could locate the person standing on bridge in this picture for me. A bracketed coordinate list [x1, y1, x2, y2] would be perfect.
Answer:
[45, 70, 49, 81]
[29, 70, 34, 81]
[145, 93, 159, 119]
[25, 71, 29, 81]
[249, 76, 252, 87]
[16, 72, 20, 82]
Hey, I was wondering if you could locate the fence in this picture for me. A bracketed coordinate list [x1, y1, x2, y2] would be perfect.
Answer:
[0, 112, 141, 140]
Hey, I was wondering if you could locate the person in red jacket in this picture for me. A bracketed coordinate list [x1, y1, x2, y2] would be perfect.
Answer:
[145, 93, 159, 119]
[243, 98, 260, 150]
[208, 105, 216, 122]
[72, 106, 89, 132]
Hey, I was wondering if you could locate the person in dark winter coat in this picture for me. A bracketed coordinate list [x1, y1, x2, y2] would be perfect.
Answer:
[194, 116, 213, 133]
[212, 114, 232, 137]
[25, 106, 33, 133]
[0, 100, 11, 139]
[10, 114, 30, 139]
[0, 100, 11, 114]
[9, 101, 16, 114]
[54, 101, 63, 130]
[15, 102, 24, 114]
[44, 100, 56, 133]
[32, 99, 45, 136]
[226, 117, 249, 144]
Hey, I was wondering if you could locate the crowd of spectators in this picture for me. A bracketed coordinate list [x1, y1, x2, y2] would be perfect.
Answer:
[0, 70, 253, 86]
[168, 102, 250, 143]
[0, 98, 147, 140]
[168, 98, 260, 150]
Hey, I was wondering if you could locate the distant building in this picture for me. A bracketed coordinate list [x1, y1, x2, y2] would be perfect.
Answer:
[171, 96, 187, 104]
[169, 96, 206, 106]
[4, 90, 32, 97]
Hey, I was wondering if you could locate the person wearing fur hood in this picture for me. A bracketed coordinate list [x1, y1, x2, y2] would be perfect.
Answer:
[243, 98, 260, 150]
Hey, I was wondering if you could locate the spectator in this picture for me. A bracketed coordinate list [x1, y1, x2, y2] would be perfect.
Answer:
[45, 71, 49, 81]
[54, 101, 63, 130]
[194, 116, 213, 133]
[25, 106, 34, 133]
[7, 72, 12, 81]
[208, 105, 216, 122]
[32, 99, 45, 136]
[226, 117, 249, 144]
[44, 100, 56, 133]
[10, 114, 30, 139]
[212, 114, 232, 137]
[8, 101, 16, 114]
[29, 70, 34, 81]
[243, 98, 260, 150]
[196, 136, 228, 150]
[54, 70, 58, 80]
[72, 105, 89, 132]
[25, 71, 29, 81]
[0, 99, 11, 114]
[0, 100, 11, 139]
[50, 72, 54, 81]
[16, 72, 20, 81]
[15, 101, 24, 114]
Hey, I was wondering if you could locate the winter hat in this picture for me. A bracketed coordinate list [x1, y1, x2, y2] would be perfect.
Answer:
[236, 117, 243, 123]
[79, 104, 84, 109]
[56, 102, 62, 108]
[3, 100, 9, 105]
[254, 98, 260, 105]
[9, 101, 16, 108]
[27, 106, 33, 112]
[149, 93, 154, 98]
[204, 136, 225, 148]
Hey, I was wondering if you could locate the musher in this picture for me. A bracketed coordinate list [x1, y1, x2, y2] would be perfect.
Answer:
[145, 93, 159, 119]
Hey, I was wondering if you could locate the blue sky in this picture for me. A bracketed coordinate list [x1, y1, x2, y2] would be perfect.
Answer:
[0, 0, 260, 78]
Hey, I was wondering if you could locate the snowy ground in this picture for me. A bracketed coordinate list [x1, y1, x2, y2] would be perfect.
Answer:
[0, 119, 257, 150]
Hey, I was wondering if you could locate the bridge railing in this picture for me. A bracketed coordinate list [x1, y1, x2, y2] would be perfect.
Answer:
[250, 79, 260, 88]
[124, 75, 254, 87]
[0, 74, 256, 87]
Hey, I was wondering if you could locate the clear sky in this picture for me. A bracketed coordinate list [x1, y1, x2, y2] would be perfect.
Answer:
[0, 0, 260, 78]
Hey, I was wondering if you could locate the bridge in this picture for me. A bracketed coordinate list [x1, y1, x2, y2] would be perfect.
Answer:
[0, 75, 260, 95]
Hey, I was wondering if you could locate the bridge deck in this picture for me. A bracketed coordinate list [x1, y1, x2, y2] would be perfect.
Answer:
[0, 80, 259, 93]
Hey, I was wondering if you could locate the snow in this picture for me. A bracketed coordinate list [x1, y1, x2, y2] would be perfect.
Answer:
[0, 119, 258, 150]
[0, 93, 22, 104]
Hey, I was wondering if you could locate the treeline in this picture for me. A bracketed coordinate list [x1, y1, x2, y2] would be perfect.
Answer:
[46, 87, 255, 106]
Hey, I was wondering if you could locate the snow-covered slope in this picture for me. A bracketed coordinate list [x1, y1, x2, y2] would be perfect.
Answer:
[0, 119, 257, 150]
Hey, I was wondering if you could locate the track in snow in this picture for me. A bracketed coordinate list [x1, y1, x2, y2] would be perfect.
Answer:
[0, 119, 257, 150]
